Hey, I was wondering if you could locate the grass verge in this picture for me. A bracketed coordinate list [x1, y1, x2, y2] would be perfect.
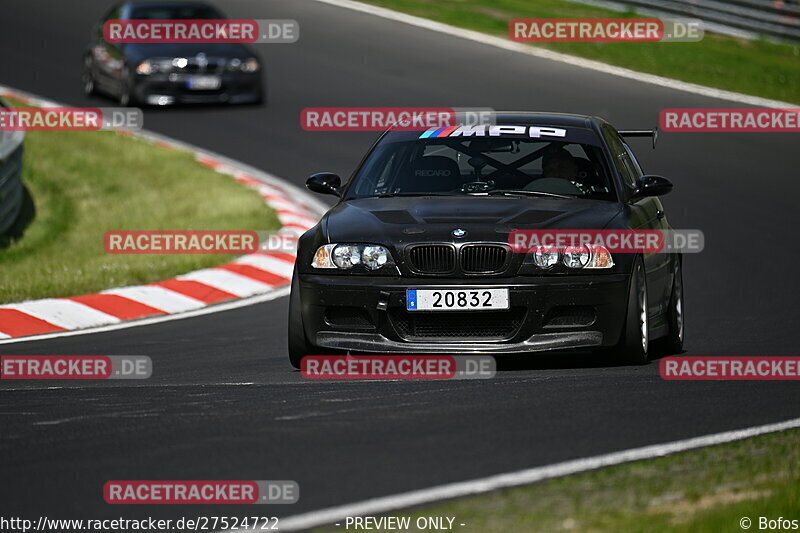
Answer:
[360, 0, 800, 104]
[0, 100, 279, 304]
[314, 428, 800, 532]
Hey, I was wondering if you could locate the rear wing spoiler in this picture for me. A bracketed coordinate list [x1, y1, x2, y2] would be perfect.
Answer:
[619, 127, 658, 149]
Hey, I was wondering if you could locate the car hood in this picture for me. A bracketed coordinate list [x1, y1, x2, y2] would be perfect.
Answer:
[324, 196, 623, 246]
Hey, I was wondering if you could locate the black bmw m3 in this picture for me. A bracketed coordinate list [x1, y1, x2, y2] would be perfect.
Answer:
[289, 113, 684, 367]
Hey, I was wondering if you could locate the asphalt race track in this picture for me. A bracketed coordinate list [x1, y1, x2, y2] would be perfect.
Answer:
[1, 0, 799, 525]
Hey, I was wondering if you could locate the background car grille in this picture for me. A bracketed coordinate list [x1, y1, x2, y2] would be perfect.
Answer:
[390, 308, 526, 340]
[156, 57, 226, 75]
[407, 245, 455, 274]
[461, 245, 508, 273]
[183, 57, 226, 74]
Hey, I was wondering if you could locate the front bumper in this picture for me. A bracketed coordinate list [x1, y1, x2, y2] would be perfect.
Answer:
[298, 273, 630, 355]
[132, 72, 262, 104]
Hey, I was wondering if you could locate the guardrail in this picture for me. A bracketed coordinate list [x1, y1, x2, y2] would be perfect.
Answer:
[0, 97, 25, 235]
[581, 0, 800, 41]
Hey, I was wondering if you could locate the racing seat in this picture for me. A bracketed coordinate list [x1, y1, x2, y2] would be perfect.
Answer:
[399, 156, 461, 193]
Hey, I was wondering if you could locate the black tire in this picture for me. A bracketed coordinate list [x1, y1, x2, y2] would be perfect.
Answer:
[118, 68, 136, 107]
[613, 257, 649, 365]
[82, 56, 97, 96]
[662, 256, 685, 354]
[287, 268, 312, 369]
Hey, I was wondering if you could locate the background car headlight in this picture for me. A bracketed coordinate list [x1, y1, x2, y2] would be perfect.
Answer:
[136, 59, 171, 75]
[136, 60, 155, 75]
[230, 57, 260, 73]
[532, 246, 559, 269]
[332, 245, 361, 269]
[243, 58, 260, 72]
[311, 244, 395, 271]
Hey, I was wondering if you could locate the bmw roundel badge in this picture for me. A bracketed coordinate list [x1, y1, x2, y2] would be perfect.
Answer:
[452, 228, 467, 238]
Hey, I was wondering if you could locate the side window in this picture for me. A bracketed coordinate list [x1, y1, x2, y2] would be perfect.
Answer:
[353, 143, 411, 196]
[354, 147, 392, 196]
[602, 124, 637, 191]
[373, 152, 397, 194]
[623, 142, 644, 178]
[618, 152, 640, 187]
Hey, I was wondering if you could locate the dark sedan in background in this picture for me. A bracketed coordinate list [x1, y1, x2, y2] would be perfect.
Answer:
[290, 113, 685, 367]
[82, 1, 264, 105]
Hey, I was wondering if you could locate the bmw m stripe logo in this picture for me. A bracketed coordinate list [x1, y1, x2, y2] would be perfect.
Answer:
[419, 125, 568, 139]
[419, 125, 458, 139]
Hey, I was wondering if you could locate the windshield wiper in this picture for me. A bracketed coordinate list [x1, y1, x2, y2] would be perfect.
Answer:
[484, 189, 573, 199]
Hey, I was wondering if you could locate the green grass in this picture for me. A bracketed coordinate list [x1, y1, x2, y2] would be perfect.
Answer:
[361, 0, 800, 104]
[0, 109, 279, 304]
[313, 429, 800, 533]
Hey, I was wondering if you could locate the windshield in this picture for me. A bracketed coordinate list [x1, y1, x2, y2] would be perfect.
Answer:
[129, 5, 224, 19]
[346, 127, 615, 201]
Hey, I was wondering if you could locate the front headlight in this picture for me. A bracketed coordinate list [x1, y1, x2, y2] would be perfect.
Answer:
[230, 57, 260, 72]
[361, 245, 391, 270]
[311, 244, 395, 271]
[532, 246, 559, 269]
[526, 244, 614, 270]
[312, 244, 337, 269]
[332, 245, 361, 269]
[562, 246, 590, 268]
[585, 245, 614, 269]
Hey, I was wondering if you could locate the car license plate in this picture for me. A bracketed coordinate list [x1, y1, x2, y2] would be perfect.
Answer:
[406, 288, 509, 311]
[186, 75, 221, 90]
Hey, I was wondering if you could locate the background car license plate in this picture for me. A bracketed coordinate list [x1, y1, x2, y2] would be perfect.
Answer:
[406, 288, 509, 311]
[186, 75, 221, 90]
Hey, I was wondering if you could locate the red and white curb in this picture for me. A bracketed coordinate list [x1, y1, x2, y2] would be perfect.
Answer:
[0, 85, 329, 343]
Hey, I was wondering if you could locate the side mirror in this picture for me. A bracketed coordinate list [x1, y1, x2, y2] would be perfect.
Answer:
[306, 172, 341, 197]
[633, 174, 672, 199]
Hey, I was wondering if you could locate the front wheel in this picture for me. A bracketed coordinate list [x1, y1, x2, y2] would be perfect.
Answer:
[287, 269, 312, 369]
[82, 56, 97, 96]
[613, 258, 649, 365]
[118, 68, 137, 107]
[662, 256, 685, 354]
